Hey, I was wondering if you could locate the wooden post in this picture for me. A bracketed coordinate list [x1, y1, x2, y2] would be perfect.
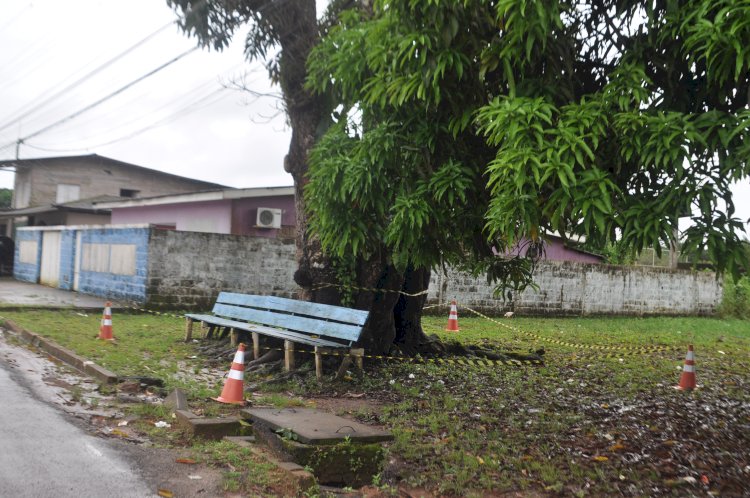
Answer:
[184, 318, 194, 342]
[284, 340, 295, 372]
[252, 332, 260, 360]
[230, 328, 238, 347]
[350, 348, 365, 371]
[314, 346, 324, 380]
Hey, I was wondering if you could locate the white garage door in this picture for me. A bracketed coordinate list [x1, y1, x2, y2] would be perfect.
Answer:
[39, 231, 62, 287]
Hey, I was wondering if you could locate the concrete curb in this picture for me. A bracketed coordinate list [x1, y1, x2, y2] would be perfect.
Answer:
[223, 436, 317, 492]
[0, 318, 119, 384]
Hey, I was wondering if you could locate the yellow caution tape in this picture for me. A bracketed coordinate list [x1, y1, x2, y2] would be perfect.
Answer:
[460, 305, 676, 354]
[310, 282, 430, 297]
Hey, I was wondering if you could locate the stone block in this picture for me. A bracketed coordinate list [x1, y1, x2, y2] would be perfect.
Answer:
[178, 415, 246, 440]
[163, 388, 189, 411]
[251, 420, 386, 488]
[276, 432, 383, 487]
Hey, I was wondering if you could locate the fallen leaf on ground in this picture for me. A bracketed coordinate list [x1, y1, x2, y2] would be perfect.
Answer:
[175, 458, 197, 464]
[157, 489, 173, 498]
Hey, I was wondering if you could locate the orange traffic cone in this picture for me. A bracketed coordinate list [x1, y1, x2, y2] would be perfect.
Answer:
[98, 301, 114, 340]
[214, 343, 247, 405]
[676, 345, 697, 390]
[445, 300, 460, 332]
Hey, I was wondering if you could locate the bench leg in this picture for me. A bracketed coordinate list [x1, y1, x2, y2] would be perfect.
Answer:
[284, 340, 295, 372]
[314, 347, 334, 381]
[335, 353, 353, 380]
[314, 347, 323, 380]
[351, 348, 365, 372]
[252, 332, 260, 360]
[184, 318, 194, 342]
[230, 328, 238, 347]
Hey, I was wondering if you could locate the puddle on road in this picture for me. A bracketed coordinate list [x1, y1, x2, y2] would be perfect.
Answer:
[0, 328, 121, 420]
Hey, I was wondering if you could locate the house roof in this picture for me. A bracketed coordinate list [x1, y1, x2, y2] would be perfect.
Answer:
[93, 186, 295, 209]
[0, 195, 121, 216]
[0, 154, 227, 189]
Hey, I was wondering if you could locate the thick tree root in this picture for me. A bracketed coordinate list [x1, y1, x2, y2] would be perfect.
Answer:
[246, 349, 283, 369]
[392, 334, 544, 363]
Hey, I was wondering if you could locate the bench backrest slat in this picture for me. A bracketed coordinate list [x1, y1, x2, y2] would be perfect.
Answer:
[212, 293, 369, 344]
[217, 293, 369, 326]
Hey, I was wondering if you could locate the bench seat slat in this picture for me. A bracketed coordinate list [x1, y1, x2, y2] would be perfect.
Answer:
[217, 293, 369, 326]
[186, 315, 347, 348]
[184, 313, 218, 322]
[212, 303, 362, 343]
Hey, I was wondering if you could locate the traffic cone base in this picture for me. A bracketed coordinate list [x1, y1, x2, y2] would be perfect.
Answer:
[445, 300, 460, 332]
[214, 344, 247, 405]
[675, 345, 697, 390]
[99, 301, 114, 340]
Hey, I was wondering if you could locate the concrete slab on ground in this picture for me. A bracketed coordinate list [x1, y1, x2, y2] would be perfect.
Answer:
[242, 407, 393, 445]
[0, 277, 118, 308]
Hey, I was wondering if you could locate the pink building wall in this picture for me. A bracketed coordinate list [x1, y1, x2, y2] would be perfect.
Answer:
[111, 200, 232, 233]
[506, 236, 603, 264]
[109, 195, 297, 238]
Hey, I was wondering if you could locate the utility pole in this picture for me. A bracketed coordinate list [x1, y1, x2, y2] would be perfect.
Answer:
[15, 139, 22, 159]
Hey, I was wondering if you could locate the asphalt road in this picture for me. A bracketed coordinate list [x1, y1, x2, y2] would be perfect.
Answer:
[0, 356, 155, 497]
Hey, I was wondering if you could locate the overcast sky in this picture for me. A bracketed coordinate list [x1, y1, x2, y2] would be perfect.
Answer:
[0, 0, 748, 235]
[0, 0, 293, 190]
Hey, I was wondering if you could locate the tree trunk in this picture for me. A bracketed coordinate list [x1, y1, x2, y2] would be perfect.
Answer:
[171, 0, 445, 360]
[354, 254, 404, 355]
[262, 0, 339, 307]
[393, 266, 437, 355]
[354, 259, 436, 356]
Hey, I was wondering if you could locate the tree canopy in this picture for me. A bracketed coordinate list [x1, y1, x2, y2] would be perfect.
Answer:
[305, 0, 750, 285]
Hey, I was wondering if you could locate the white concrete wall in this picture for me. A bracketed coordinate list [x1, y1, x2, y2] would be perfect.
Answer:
[144, 230, 722, 314]
[429, 261, 721, 316]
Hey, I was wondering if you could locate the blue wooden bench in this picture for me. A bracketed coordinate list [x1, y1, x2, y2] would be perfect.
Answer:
[184, 292, 369, 379]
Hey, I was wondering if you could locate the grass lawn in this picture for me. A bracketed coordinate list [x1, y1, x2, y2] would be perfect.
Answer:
[1, 309, 748, 497]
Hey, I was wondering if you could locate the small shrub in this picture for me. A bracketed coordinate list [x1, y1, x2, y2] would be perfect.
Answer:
[719, 276, 750, 318]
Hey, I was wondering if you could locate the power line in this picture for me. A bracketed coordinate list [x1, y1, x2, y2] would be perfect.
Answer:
[0, 21, 176, 135]
[0, 0, 299, 158]
[0, 46, 199, 154]
[25, 62, 248, 142]
[23, 86, 232, 153]
[14, 63, 283, 154]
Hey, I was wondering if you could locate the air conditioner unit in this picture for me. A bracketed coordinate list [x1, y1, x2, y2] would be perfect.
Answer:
[256, 207, 282, 228]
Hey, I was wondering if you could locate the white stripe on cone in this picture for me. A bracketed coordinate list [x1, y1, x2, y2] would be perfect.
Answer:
[228, 369, 244, 381]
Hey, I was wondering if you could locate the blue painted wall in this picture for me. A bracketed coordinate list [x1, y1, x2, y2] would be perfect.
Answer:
[13, 226, 149, 303]
[13, 229, 42, 283]
[76, 227, 149, 302]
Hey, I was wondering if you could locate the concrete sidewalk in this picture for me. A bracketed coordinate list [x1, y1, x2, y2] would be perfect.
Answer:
[0, 277, 117, 308]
